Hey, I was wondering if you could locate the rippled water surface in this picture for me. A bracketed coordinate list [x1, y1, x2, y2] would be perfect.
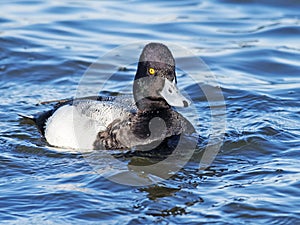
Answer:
[1, 0, 300, 224]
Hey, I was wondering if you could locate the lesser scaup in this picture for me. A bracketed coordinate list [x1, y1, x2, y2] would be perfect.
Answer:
[21, 43, 195, 150]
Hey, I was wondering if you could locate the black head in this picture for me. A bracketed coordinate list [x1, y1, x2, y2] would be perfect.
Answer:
[135, 43, 177, 83]
[133, 43, 190, 111]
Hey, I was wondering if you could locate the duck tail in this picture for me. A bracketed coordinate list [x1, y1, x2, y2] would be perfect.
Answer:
[18, 113, 36, 122]
[19, 110, 54, 136]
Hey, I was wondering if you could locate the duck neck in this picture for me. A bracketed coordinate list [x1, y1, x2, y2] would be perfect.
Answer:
[136, 98, 171, 112]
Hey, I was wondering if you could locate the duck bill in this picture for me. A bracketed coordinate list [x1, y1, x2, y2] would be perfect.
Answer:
[159, 78, 191, 107]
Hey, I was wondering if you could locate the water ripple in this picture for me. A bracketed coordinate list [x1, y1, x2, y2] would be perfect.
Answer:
[0, 0, 299, 224]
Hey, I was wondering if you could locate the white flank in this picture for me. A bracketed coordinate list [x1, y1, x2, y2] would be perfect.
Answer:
[44, 100, 133, 150]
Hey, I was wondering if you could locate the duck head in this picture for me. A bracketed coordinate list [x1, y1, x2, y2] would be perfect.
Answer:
[133, 43, 190, 111]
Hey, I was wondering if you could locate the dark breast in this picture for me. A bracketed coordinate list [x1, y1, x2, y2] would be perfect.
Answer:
[93, 108, 195, 150]
[132, 109, 176, 139]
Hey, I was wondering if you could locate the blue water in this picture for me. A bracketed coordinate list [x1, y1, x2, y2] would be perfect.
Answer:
[1, 0, 300, 224]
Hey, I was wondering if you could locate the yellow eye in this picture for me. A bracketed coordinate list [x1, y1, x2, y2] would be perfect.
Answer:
[148, 67, 155, 75]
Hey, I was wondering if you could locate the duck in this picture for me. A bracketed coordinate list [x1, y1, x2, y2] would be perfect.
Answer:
[21, 43, 195, 150]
